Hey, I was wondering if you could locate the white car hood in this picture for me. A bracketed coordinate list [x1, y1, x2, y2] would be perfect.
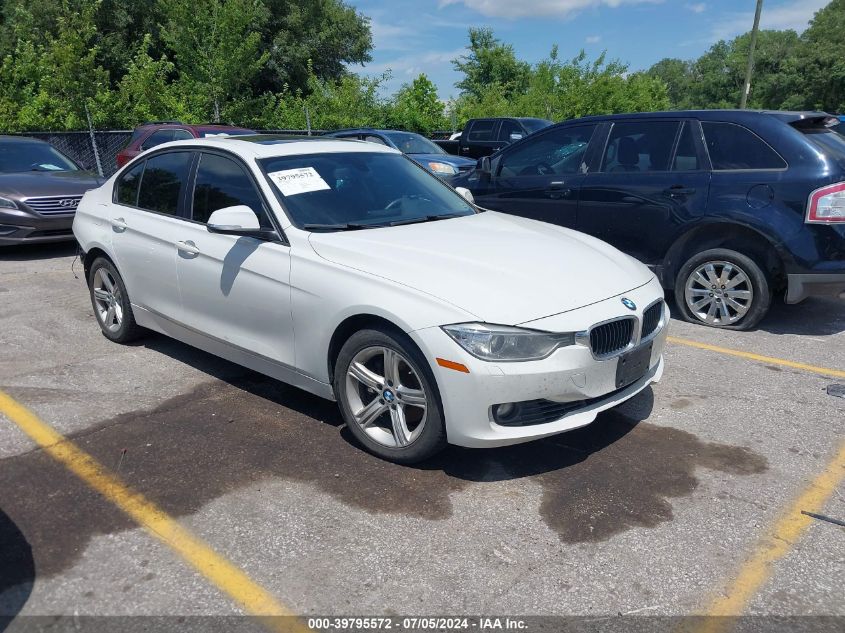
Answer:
[308, 212, 654, 325]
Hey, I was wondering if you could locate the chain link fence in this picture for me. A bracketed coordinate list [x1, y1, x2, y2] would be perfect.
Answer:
[9, 128, 456, 178]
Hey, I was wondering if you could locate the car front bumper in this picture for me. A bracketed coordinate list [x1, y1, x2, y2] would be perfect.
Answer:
[411, 278, 668, 448]
[786, 273, 845, 303]
[0, 209, 75, 245]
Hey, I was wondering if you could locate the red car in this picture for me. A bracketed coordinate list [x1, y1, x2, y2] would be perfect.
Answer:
[115, 122, 255, 168]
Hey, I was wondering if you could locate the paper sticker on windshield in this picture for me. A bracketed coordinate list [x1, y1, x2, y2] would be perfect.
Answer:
[268, 167, 330, 196]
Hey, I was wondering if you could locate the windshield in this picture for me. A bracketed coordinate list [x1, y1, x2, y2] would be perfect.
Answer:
[259, 152, 475, 230]
[522, 119, 553, 134]
[0, 141, 80, 173]
[383, 132, 445, 155]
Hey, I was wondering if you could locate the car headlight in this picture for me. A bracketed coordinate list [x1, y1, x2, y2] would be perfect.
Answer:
[428, 162, 458, 175]
[0, 196, 18, 210]
[442, 323, 576, 362]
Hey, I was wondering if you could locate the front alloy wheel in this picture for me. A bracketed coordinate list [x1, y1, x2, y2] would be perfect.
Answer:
[334, 328, 446, 463]
[345, 346, 428, 448]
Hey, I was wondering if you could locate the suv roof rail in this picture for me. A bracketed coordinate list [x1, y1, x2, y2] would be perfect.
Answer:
[139, 120, 184, 126]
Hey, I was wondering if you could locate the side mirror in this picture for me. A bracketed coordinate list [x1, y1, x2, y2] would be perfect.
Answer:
[455, 187, 474, 203]
[509, 133, 523, 141]
[207, 205, 273, 237]
[478, 156, 491, 175]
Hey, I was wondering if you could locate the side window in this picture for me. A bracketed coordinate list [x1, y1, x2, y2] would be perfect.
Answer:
[115, 161, 145, 206]
[702, 122, 787, 170]
[364, 135, 388, 145]
[672, 122, 701, 171]
[192, 153, 270, 227]
[137, 152, 192, 216]
[601, 121, 679, 173]
[172, 129, 193, 141]
[499, 125, 597, 178]
[468, 120, 495, 141]
[141, 130, 174, 150]
[499, 120, 523, 142]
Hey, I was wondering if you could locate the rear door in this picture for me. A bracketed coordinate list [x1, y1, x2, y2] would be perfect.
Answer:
[109, 151, 193, 319]
[462, 119, 503, 159]
[577, 119, 711, 265]
[471, 123, 599, 229]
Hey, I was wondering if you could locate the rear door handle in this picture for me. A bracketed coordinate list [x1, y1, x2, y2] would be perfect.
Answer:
[176, 240, 200, 256]
[111, 217, 127, 232]
[664, 186, 696, 197]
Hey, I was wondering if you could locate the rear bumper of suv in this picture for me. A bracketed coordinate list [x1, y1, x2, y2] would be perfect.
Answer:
[786, 273, 845, 303]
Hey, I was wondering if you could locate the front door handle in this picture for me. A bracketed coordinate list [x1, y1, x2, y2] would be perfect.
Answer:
[664, 186, 696, 197]
[176, 240, 200, 256]
[111, 217, 127, 232]
[545, 182, 572, 199]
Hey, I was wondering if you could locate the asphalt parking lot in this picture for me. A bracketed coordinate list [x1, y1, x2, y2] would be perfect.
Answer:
[0, 243, 843, 629]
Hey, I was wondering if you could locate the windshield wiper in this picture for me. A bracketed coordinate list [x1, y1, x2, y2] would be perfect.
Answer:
[302, 222, 377, 232]
[387, 213, 466, 227]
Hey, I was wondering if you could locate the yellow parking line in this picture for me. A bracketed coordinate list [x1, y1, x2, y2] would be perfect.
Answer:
[667, 336, 845, 379]
[686, 439, 845, 633]
[0, 390, 307, 633]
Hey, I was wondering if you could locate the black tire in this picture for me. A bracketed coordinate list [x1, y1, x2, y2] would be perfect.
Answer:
[674, 248, 771, 330]
[87, 257, 144, 343]
[334, 327, 447, 464]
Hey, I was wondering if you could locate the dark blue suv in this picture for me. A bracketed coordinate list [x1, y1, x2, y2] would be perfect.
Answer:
[452, 110, 845, 329]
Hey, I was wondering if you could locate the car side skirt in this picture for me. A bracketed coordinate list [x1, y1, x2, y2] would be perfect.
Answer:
[133, 304, 336, 401]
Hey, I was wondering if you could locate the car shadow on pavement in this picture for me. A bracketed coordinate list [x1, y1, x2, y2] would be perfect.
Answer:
[0, 507, 35, 625]
[0, 242, 78, 262]
[669, 293, 845, 336]
[138, 331, 766, 542]
[756, 297, 845, 336]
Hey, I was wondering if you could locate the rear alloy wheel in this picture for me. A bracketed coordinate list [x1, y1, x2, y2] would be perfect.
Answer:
[335, 328, 446, 463]
[87, 257, 143, 343]
[674, 248, 771, 330]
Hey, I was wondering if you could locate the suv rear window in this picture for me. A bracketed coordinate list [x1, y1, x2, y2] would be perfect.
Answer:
[802, 125, 845, 162]
[702, 122, 786, 170]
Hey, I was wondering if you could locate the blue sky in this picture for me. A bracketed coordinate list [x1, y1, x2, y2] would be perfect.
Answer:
[347, 0, 829, 99]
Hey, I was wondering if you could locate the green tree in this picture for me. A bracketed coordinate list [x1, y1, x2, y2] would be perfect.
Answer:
[647, 58, 693, 109]
[160, 0, 270, 122]
[388, 74, 447, 134]
[258, 0, 373, 94]
[780, 0, 845, 112]
[452, 27, 531, 100]
[111, 35, 186, 127]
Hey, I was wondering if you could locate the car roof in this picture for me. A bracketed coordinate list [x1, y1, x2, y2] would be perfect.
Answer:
[0, 135, 50, 144]
[554, 109, 832, 125]
[326, 128, 420, 136]
[148, 135, 401, 159]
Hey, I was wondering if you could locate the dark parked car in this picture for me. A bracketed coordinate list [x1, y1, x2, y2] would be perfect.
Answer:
[0, 136, 103, 245]
[435, 117, 552, 159]
[116, 121, 255, 168]
[322, 128, 476, 177]
[451, 110, 845, 329]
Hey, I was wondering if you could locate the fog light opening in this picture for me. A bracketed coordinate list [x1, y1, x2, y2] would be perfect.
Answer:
[492, 402, 520, 424]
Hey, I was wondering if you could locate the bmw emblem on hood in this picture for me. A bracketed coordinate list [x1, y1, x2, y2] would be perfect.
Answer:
[621, 297, 637, 311]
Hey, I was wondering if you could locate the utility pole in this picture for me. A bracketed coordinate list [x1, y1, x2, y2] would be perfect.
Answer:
[740, 0, 764, 109]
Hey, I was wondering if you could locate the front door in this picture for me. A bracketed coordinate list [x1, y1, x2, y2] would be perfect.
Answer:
[472, 124, 598, 229]
[174, 151, 295, 366]
[577, 120, 711, 265]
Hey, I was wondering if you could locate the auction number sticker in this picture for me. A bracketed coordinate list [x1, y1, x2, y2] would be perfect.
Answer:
[268, 167, 330, 196]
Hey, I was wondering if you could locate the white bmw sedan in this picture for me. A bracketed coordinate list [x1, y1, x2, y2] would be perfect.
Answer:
[73, 135, 668, 463]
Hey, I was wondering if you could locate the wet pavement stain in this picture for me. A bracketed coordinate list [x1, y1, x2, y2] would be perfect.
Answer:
[0, 372, 768, 580]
